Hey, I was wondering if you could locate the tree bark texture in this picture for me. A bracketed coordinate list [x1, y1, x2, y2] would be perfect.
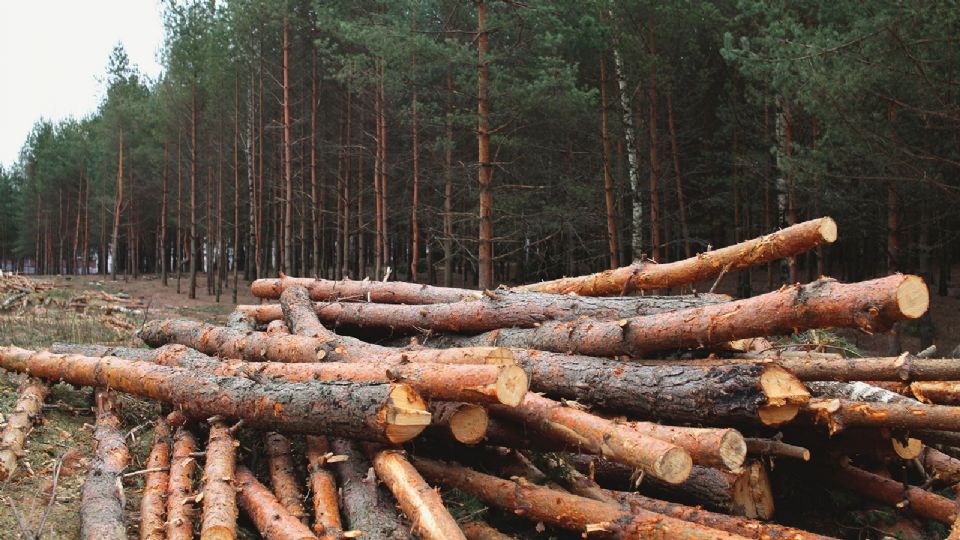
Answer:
[755, 353, 960, 382]
[305, 436, 343, 540]
[372, 449, 467, 540]
[441, 275, 928, 357]
[829, 464, 957, 524]
[252, 275, 483, 304]
[140, 418, 170, 540]
[265, 431, 308, 524]
[80, 390, 129, 540]
[519, 217, 836, 295]
[201, 418, 238, 540]
[236, 466, 318, 540]
[0, 347, 431, 444]
[0, 377, 48, 480]
[167, 426, 198, 540]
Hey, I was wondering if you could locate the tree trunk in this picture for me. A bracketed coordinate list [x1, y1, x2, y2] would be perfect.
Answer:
[190, 85, 199, 299]
[0, 377, 48, 480]
[236, 467, 318, 540]
[477, 0, 494, 289]
[372, 449, 467, 540]
[265, 432, 308, 524]
[110, 127, 123, 282]
[252, 275, 483, 303]
[306, 436, 343, 540]
[599, 53, 620, 269]
[443, 69, 455, 286]
[200, 418, 238, 540]
[647, 26, 661, 261]
[0, 347, 431, 444]
[282, 18, 294, 275]
[610, 41, 643, 260]
[666, 90, 691, 259]
[520, 217, 836, 295]
[140, 418, 170, 540]
[80, 390, 128, 540]
[410, 69, 421, 282]
[161, 143, 169, 286]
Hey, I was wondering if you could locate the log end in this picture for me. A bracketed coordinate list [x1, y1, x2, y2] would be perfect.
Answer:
[892, 437, 923, 460]
[448, 404, 490, 445]
[496, 365, 529, 407]
[732, 460, 775, 520]
[719, 430, 748, 471]
[383, 384, 433, 444]
[654, 447, 694, 485]
[819, 217, 838, 243]
[485, 347, 515, 366]
[897, 275, 929, 319]
[758, 365, 810, 426]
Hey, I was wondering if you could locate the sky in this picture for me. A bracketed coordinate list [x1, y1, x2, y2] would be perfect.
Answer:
[0, 1, 165, 170]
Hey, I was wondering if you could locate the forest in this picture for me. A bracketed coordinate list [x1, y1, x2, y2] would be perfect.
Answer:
[1, 0, 957, 299]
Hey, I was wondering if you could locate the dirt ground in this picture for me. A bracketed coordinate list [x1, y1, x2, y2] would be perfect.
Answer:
[0, 270, 957, 539]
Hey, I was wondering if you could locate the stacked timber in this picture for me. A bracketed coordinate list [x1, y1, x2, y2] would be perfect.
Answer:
[4, 216, 960, 539]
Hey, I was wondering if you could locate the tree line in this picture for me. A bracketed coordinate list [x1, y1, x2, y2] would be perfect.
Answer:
[1, 0, 956, 300]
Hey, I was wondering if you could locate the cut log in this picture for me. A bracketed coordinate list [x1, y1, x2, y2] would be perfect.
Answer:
[226, 309, 256, 331]
[910, 381, 960, 405]
[434, 275, 928, 357]
[461, 521, 515, 540]
[167, 426, 199, 540]
[829, 463, 958, 524]
[744, 438, 810, 461]
[265, 432, 308, 524]
[411, 456, 749, 539]
[200, 417, 238, 540]
[80, 389, 129, 540]
[515, 350, 809, 426]
[490, 393, 692, 484]
[529, 452, 619, 504]
[140, 418, 171, 540]
[235, 466, 318, 540]
[51, 343, 527, 407]
[613, 490, 836, 539]
[631, 423, 746, 470]
[518, 217, 837, 295]
[921, 447, 960, 484]
[0, 347, 431, 443]
[429, 402, 489, 445]
[305, 436, 343, 540]
[253, 274, 481, 304]
[642, 461, 775, 520]
[241, 286, 729, 329]
[328, 438, 413, 540]
[0, 376, 48, 480]
[139, 319, 513, 365]
[805, 397, 960, 434]
[765, 353, 960, 382]
[371, 449, 467, 540]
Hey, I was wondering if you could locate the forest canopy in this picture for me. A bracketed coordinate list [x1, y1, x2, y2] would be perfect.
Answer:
[1, 0, 956, 298]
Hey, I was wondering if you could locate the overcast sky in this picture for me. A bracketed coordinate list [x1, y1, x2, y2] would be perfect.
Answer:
[0, 0, 165, 170]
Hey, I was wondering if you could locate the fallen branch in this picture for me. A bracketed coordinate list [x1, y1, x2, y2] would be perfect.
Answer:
[0, 377, 48, 480]
[166, 426, 198, 540]
[200, 417, 238, 540]
[265, 432, 308, 524]
[829, 463, 958, 524]
[305, 436, 343, 539]
[235, 466, 319, 540]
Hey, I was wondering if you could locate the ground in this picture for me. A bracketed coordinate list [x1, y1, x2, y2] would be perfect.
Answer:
[0, 270, 957, 539]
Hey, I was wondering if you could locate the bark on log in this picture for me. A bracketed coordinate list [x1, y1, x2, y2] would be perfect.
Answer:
[744, 438, 810, 461]
[371, 449, 467, 540]
[0, 347, 431, 443]
[139, 319, 513, 366]
[241, 287, 728, 330]
[435, 275, 928, 357]
[0, 377, 48, 480]
[805, 397, 960, 434]
[461, 521, 515, 540]
[641, 461, 775, 520]
[766, 354, 960, 382]
[429, 402, 489, 445]
[921, 447, 960, 484]
[200, 418, 238, 540]
[80, 389, 129, 540]
[830, 463, 958, 524]
[267, 320, 292, 334]
[265, 431, 308, 524]
[52, 343, 527, 407]
[328, 438, 413, 540]
[631, 423, 746, 470]
[167, 426, 199, 540]
[412, 456, 749, 539]
[226, 309, 256, 331]
[235, 466, 318, 540]
[253, 274, 481, 304]
[490, 393, 693, 484]
[518, 217, 837, 295]
[140, 418, 170, 540]
[530, 452, 619, 504]
[613, 491, 836, 540]
[910, 381, 960, 405]
[305, 436, 343, 540]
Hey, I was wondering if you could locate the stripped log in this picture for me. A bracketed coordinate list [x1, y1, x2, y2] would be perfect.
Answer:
[429, 402, 489, 445]
[305, 436, 343, 539]
[518, 217, 837, 295]
[140, 418, 171, 540]
[240, 287, 729, 329]
[412, 456, 749, 539]
[139, 319, 513, 365]
[830, 463, 958, 524]
[200, 417, 238, 540]
[642, 461, 775, 520]
[744, 438, 810, 461]
[0, 376, 48, 480]
[433, 275, 929, 357]
[235, 466, 319, 540]
[80, 389, 129, 540]
[613, 491, 836, 540]
[631, 423, 745, 470]
[265, 432, 308, 524]
[461, 521, 515, 540]
[329, 438, 413, 540]
[490, 393, 692, 484]
[0, 347, 431, 443]
[253, 273, 481, 304]
[371, 449, 467, 540]
[51, 343, 527, 407]
[167, 426, 199, 540]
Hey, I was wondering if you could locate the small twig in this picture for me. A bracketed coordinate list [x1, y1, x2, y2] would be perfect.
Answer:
[4, 496, 33, 540]
[122, 466, 168, 479]
[34, 457, 64, 539]
[708, 263, 733, 294]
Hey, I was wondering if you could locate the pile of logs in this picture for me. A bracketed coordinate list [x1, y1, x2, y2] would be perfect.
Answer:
[3, 216, 960, 539]
[0, 272, 54, 311]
